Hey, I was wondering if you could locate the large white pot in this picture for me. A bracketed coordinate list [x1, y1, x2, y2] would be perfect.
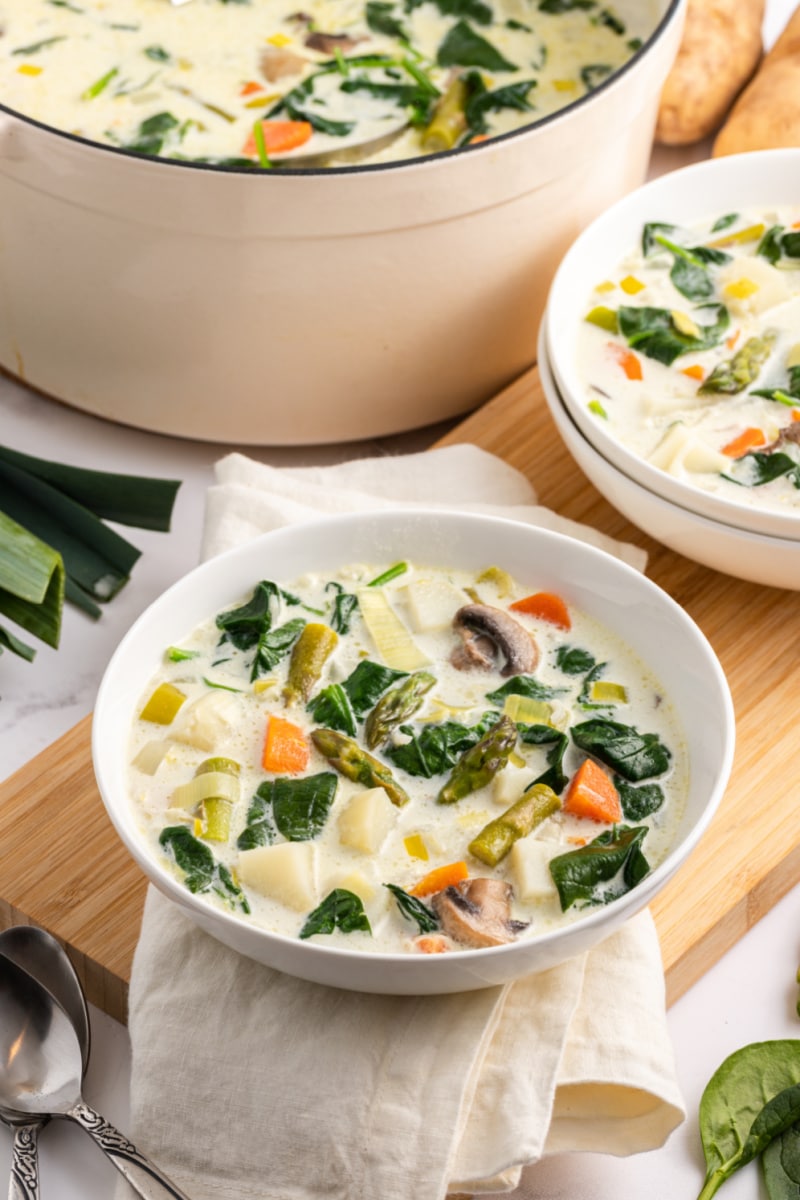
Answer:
[0, 0, 684, 445]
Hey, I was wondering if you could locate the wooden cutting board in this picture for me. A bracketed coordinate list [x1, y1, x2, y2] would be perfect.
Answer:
[2, 364, 797, 1025]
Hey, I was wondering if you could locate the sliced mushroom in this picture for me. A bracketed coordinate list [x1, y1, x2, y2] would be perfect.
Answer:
[450, 604, 538, 677]
[305, 31, 363, 54]
[430, 878, 528, 948]
[260, 44, 308, 82]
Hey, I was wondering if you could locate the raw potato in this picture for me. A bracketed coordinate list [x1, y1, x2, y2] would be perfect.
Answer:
[714, 3, 800, 154]
[655, 0, 765, 145]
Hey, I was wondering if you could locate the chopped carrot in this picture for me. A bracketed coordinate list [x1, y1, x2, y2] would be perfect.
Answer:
[681, 364, 705, 381]
[240, 80, 265, 96]
[563, 759, 622, 823]
[726, 331, 740, 351]
[408, 861, 468, 897]
[262, 715, 310, 773]
[469, 134, 488, 144]
[792, 410, 800, 423]
[567, 836, 588, 846]
[242, 119, 312, 157]
[793, 220, 800, 229]
[721, 427, 766, 457]
[509, 591, 571, 630]
[414, 935, 450, 954]
[607, 342, 643, 381]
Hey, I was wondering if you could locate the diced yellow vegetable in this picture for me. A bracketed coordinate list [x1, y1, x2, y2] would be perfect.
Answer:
[266, 32, 292, 46]
[17, 64, 43, 76]
[237, 842, 318, 910]
[588, 399, 608, 419]
[589, 681, 628, 703]
[553, 78, 577, 91]
[708, 223, 765, 248]
[404, 833, 429, 861]
[357, 588, 430, 670]
[139, 682, 186, 725]
[671, 310, 701, 338]
[253, 678, 276, 694]
[338, 787, 396, 854]
[620, 275, 645, 295]
[594, 280, 616, 293]
[723, 278, 759, 301]
[476, 566, 515, 598]
[502, 694, 552, 725]
[718, 256, 789, 315]
[585, 305, 619, 333]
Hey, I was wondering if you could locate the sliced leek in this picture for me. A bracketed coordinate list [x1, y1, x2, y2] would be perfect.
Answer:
[357, 588, 429, 671]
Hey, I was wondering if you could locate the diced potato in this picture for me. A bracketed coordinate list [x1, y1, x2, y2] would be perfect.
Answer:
[648, 423, 691, 472]
[338, 787, 396, 854]
[237, 842, 318, 911]
[718, 256, 789, 316]
[681, 440, 731, 474]
[492, 764, 538, 807]
[325, 869, 378, 905]
[172, 691, 240, 751]
[404, 578, 469, 633]
[510, 838, 558, 903]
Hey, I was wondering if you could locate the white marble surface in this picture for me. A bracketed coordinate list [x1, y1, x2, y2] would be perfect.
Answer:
[2, 2, 799, 1192]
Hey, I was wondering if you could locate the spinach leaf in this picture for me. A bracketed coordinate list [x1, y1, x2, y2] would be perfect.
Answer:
[758, 225, 785, 265]
[615, 775, 664, 820]
[299, 889, 372, 938]
[697, 1043, 800, 1199]
[578, 660, 609, 708]
[555, 645, 597, 675]
[618, 303, 730, 366]
[518, 724, 570, 793]
[571, 717, 672, 781]
[724, 451, 800, 489]
[784, 232, 800, 258]
[251, 617, 305, 680]
[384, 883, 439, 933]
[144, 44, 171, 61]
[307, 682, 357, 736]
[11, 36, 67, 55]
[711, 212, 739, 233]
[463, 73, 538, 135]
[244, 772, 338, 843]
[597, 9, 625, 35]
[236, 792, 277, 850]
[385, 712, 498, 777]
[326, 581, 359, 635]
[642, 221, 675, 256]
[764, 1125, 800, 1198]
[648, 233, 730, 301]
[538, 0, 594, 10]
[752, 365, 800, 406]
[366, 1, 409, 38]
[428, 0, 494, 23]
[485, 675, 566, 705]
[549, 825, 649, 910]
[216, 580, 281, 650]
[124, 111, 182, 156]
[437, 20, 517, 71]
[159, 826, 249, 911]
[580, 63, 612, 90]
[342, 659, 408, 717]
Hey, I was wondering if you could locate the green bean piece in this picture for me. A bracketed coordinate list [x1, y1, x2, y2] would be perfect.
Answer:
[468, 782, 560, 866]
[196, 756, 240, 843]
[422, 77, 468, 151]
[310, 727, 410, 807]
[698, 332, 776, 394]
[283, 622, 338, 705]
[364, 670, 436, 749]
[437, 715, 517, 805]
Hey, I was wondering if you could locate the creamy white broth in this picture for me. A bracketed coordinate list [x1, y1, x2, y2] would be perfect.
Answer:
[578, 207, 800, 515]
[128, 561, 687, 954]
[0, 0, 656, 167]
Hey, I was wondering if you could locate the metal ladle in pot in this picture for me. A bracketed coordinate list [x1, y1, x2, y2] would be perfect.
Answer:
[0, 953, 192, 1200]
[0, 926, 91, 1200]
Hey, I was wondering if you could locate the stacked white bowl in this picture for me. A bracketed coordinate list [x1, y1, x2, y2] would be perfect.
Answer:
[540, 150, 800, 591]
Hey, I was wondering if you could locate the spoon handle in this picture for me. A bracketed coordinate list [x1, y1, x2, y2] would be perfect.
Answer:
[65, 1103, 192, 1200]
[8, 1124, 40, 1200]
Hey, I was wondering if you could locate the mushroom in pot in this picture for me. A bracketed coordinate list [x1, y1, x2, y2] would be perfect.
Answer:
[430, 878, 528, 948]
[450, 604, 538, 676]
[260, 44, 308, 82]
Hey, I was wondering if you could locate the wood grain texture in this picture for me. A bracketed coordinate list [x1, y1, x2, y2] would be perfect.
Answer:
[0, 364, 796, 1020]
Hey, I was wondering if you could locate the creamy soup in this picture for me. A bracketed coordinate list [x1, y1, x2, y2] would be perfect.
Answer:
[579, 208, 800, 516]
[128, 560, 686, 954]
[0, 0, 655, 167]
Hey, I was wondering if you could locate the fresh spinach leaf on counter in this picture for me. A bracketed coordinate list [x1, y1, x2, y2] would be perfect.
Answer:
[763, 1122, 800, 1197]
[615, 775, 664, 820]
[618, 303, 730, 366]
[549, 824, 649, 910]
[485, 675, 566, 705]
[385, 712, 497, 777]
[518, 724, 569, 794]
[299, 889, 372, 938]
[571, 716, 672, 781]
[243, 772, 339, 844]
[437, 20, 517, 71]
[385, 884, 440, 933]
[159, 826, 250, 912]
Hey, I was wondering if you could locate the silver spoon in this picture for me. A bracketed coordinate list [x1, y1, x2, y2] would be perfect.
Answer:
[0, 927, 91, 1200]
[0, 954, 192, 1200]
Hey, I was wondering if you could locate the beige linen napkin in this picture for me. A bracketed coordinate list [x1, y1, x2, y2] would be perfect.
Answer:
[119, 445, 682, 1200]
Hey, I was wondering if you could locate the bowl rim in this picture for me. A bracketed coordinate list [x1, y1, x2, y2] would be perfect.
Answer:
[0, 0, 684, 178]
[544, 147, 800, 541]
[92, 506, 735, 977]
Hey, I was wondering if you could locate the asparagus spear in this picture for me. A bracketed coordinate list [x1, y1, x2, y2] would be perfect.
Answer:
[469, 783, 560, 867]
[311, 727, 410, 807]
[364, 670, 436, 749]
[699, 332, 776, 394]
[437, 715, 517, 805]
[283, 623, 338, 705]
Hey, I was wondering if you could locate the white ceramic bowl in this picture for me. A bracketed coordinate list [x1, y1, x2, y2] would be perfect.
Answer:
[93, 508, 734, 994]
[0, 0, 685, 445]
[545, 149, 800, 540]
[539, 326, 800, 591]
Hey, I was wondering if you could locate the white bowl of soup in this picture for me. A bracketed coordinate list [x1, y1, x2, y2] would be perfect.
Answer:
[0, 0, 685, 444]
[92, 509, 734, 993]
[539, 324, 800, 590]
[545, 150, 800, 541]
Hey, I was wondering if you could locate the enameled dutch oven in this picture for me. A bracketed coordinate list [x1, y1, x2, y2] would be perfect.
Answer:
[0, 0, 684, 445]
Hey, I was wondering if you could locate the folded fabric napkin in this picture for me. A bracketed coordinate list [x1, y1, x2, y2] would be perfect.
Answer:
[119, 446, 682, 1200]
